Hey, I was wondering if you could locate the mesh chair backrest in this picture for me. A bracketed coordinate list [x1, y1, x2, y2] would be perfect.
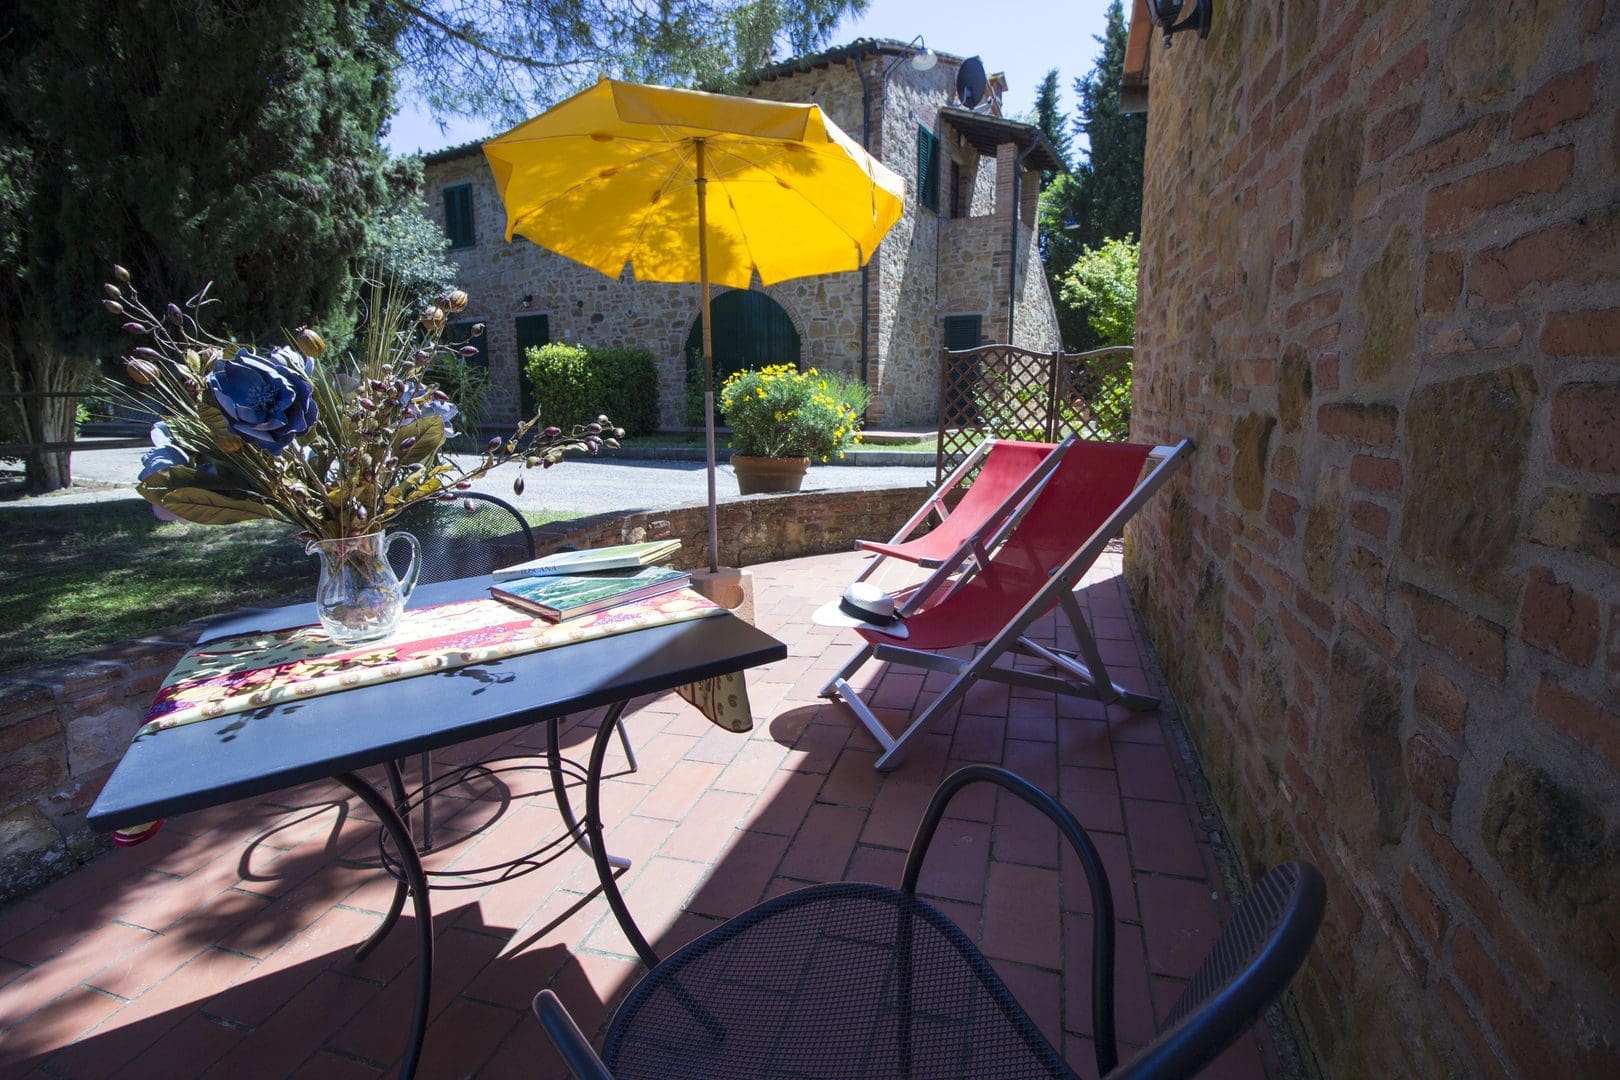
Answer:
[902, 442, 1153, 648]
[1109, 862, 1325, 1079]
[924, 440, 1058, 554]
[388, 493, 535, 585]
[990, 440, 1153, 586]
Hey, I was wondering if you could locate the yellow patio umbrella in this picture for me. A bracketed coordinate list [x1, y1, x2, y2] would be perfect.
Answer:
[483, 78, 905, 573]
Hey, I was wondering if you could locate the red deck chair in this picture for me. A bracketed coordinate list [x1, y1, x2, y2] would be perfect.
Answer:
[852, 436, 1074, 614]
[823, 438, 1194, 771]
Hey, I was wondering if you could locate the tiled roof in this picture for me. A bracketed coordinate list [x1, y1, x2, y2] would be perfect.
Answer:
[419, 137, 490, 166]
[739, 37, 967, 86]
[939, 107, 1068, 174]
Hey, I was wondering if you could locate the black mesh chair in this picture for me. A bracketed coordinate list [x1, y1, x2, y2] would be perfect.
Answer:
[391, 491, 537, 587]
[388, 493, 637, 848]
[532, 765, 1324, 1079]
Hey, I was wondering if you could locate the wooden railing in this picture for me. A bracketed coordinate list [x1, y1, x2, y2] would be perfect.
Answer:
[0, 391, 146, 457]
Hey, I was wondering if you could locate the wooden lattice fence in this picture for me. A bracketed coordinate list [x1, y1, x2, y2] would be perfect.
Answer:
[933, 344, 1134, 480]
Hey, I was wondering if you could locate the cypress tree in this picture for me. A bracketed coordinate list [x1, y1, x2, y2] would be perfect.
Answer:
[1038, 0, 1145, 350]
[1031, 69, 1072, 189]
[1, 0, 399, 489]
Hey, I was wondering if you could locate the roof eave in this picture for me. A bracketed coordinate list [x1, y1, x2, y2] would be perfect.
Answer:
[938, 107, 1068, 175]
[1120, 0, 1152, 114]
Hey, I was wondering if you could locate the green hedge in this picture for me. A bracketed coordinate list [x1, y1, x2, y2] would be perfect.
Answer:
[590, 347, 660, 436]
[522, 343, 661, 437]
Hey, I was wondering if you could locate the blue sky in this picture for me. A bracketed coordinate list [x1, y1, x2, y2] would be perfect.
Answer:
[384, 0, 1116, 156]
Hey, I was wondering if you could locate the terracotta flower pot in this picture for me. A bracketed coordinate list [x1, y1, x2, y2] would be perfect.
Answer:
[731, 454, 811, 495]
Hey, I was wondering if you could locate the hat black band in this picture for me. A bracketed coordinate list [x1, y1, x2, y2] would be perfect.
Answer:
[840, 596, 899, 626]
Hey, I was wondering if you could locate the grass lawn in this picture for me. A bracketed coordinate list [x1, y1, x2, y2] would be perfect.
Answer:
[619, 431, 937, 454]
[846, 436, 936, 455]
[0, 499, 578, 671]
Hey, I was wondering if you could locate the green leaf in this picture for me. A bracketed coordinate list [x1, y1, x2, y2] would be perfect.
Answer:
[394, 415, 445, 466]
[138, 465, 204, 490]
[197, 401, 237, 446]
[153, 486, 276, 525]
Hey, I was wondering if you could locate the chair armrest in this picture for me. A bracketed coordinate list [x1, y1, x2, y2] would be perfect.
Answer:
[900, 764, 1120, 1076]
[532, 990, 613, 1080]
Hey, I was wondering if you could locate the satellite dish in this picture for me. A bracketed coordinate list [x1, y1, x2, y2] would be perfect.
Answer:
[956, 57, 988, 109]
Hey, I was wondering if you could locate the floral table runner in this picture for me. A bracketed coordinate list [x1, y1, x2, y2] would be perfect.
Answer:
[114, 590, 753, 845]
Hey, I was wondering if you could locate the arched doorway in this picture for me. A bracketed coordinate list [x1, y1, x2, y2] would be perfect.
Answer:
[683, 290, 802, 423]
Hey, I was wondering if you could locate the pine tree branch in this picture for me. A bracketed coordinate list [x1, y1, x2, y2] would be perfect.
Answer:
[387, 0, 580, 70]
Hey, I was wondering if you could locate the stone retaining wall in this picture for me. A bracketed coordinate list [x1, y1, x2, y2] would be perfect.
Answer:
[0, 485, 928, 903]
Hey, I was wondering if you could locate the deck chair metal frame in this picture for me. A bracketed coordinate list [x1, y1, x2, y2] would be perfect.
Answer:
[853, 437, 1075, 617]
[824, 439, 1194, 771]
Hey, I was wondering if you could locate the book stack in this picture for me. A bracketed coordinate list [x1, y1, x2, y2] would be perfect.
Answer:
[489, 540, 689, 622]
[491, 539, 682, 582]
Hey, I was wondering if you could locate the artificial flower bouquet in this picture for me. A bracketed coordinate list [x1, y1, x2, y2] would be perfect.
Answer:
[718, 364, 866, 462]
[102, 269, 620, 540]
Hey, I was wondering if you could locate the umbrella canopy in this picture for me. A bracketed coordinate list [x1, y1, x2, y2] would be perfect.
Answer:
[484, 79, 904, 288]
[484, 79, 905, 573]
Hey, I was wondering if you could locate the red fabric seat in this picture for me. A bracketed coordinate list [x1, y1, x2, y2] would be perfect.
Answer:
[857, 440, 1058, 566]
[824, 438, 1195, 771]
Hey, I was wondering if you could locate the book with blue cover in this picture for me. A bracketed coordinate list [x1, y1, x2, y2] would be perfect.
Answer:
[489, 564, 691, 622]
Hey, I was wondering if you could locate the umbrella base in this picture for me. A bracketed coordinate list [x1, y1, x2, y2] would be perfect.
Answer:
[690, 566, 755, 626]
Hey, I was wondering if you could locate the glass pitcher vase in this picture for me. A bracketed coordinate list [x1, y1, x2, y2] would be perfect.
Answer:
[306, 532, 422, 645]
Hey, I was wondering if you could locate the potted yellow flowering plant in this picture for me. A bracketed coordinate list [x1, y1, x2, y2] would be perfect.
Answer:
[105, 269, 619, 643]
[718, 364, 866, 494]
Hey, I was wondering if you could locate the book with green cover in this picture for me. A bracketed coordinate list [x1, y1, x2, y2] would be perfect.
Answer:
[489, 564, 691, 622]
[491, 539, 682, 582]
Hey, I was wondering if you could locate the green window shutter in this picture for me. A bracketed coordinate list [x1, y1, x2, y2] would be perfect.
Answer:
[943, 315, 982, 350]
[444, 184, 475, 248]
[917, 126, 940, 214]
[514, 314, 550, 418]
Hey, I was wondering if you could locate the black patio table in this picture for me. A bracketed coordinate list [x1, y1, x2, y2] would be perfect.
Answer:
[86, 575, 786, 1079]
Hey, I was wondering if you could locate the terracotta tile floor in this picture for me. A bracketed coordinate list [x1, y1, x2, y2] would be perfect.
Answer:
[0, 549, 1285, 1078]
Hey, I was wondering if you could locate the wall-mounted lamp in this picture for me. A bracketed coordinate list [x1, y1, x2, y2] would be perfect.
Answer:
[519, 293, 533, 308]
[1149, 0, 1212, 47]
[883, 35, 937, 80]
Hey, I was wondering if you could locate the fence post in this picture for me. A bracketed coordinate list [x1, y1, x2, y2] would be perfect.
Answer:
[1044, 349, 1061, 443]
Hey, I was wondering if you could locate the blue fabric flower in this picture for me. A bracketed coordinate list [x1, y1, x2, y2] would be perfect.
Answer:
[207, 348, 318, 454]
[269, 344, 314, 375]
[139, 422, 186, 521]
[400, 381, 459, 438]
[138, 422, 187, 481]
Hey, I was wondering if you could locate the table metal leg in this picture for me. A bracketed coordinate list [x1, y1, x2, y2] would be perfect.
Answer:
[417, 751, 435, 850]
[337, 770, 433, 1080]
[582, 703, 660, 968]
[363, 762, 414, 952]
[546, 714, 631, 872]
[615, 715, 640, 773]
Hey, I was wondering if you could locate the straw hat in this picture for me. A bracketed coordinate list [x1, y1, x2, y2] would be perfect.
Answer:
[812, 582, 909, 639]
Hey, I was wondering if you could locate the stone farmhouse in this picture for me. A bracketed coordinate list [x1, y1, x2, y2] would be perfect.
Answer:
[419, 39, 1065, 428]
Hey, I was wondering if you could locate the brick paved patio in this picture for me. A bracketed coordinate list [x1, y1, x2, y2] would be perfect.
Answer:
[0, 549, 1284, 1078]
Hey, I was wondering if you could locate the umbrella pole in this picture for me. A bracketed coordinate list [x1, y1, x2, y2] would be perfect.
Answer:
[696, 139, 720, 574]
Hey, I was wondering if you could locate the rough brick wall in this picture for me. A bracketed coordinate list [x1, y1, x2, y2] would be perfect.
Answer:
[1124, 2, 1618, 1076]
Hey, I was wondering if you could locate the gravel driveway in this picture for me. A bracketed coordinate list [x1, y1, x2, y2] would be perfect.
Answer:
[18, 446, 938, 517]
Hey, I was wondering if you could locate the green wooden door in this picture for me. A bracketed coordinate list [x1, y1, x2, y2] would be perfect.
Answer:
[684, 290, 801, 399]
[941, 315, 984, 427]
[515, 314, 550, 419]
